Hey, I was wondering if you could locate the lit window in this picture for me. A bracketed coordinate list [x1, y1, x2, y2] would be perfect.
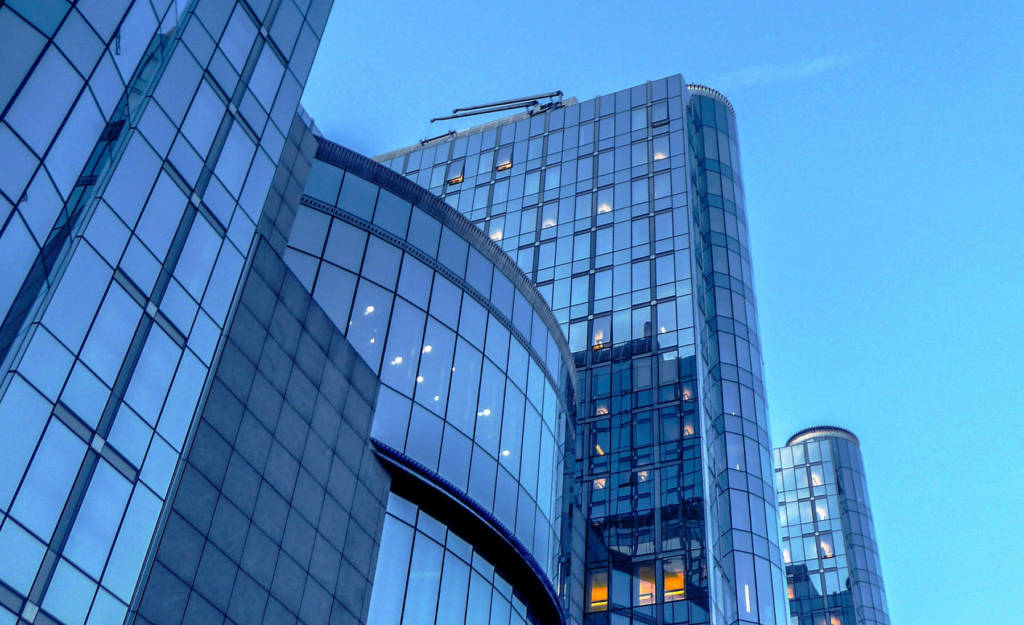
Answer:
[787, 583, 795, 599]
[653, 135, 670, 160]
[634, 564, 655, 606]
[663, 557, 685, 602]
[593, 477, 606, 489]
[587, 570, 608, 611]
[446, 159, 464, 185]
[495, 145, 513, 171]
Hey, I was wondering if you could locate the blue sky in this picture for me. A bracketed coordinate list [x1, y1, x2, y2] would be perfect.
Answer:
[302, 2, 1024, 622]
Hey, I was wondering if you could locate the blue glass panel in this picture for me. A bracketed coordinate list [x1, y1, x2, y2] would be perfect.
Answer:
[0, 520, 46, 593]
[11, 420, 85, 540]
[366, 515, 414, 625]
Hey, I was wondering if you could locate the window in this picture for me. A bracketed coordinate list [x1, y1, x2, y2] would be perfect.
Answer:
[634, 564, 655, 606]
[446, 159, 464, 185]
[495, 145, 513, 171]
[587, 570, 608, 611]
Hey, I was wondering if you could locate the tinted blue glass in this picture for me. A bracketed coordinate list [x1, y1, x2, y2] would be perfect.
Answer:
[11, 420, 85, 540]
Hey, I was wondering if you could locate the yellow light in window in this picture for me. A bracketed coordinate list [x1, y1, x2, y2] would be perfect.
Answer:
[595, 404, 609, 416]
[496, 161, 512, 171]
[595, 444, 605, 456]
[422, 344, 432, 353]
[593, 478, 606, 489]
[663, 566, 685, 601]
[653, 151, 668, 161]
[589, 573, 608, 611]
[434, 395, 440, 401]
[787, 584, 795, 599]
[830, 617, 841, 625]
[416, 375, 424, 383]
[369, 338, 375, 344]
[683, 423, 694, 436]
[364, 305, 375, 315]
[447, 174, 464, 185]
[659, 326, 667, 333]
[597, 203, 611, 214]
[682, 389, 693, 401]
[389, 356, 403, 365]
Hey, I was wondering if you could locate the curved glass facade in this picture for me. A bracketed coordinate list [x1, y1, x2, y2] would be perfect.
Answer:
[368, 493, 545, 625]
[688, 86, 786, 625]
[775, 428, 890, 625]
[284, 140, 576, 594]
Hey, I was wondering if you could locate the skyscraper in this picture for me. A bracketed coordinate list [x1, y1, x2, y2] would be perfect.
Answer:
[0, 1, 344, 623]
[774, 427, 890, 625]
[373, 76, 788, 625]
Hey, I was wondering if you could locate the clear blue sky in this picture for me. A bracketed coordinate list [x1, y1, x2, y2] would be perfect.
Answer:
[302, 2, 1024, 622]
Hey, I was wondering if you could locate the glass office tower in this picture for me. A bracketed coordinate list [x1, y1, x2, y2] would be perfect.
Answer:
[0, 1, 337, 623]
[774, 427, 890, 625]
[375, 76, 787, 625]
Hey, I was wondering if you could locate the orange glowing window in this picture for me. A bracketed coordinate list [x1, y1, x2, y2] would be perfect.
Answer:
[663, 557, 686, 602]
[787, 583, 795, 599]
[588, 571, 608, 611]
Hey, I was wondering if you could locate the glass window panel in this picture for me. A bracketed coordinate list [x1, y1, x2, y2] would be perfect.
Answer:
[484, 316, 510, 369]
[102, 485, 161, 602]
[313, 263, 357, 330]
[323, 218, 367, 271]
[175, 215, 221, 299]
[397, 256, 432, 310]
[42, 244, 109, 353]
[400, 533, 443, 624]
[429, 275, 461, 329]
[156, 350, 207, 450]
[473, 361, 504, 456]
[447, 339, 482, 435]
[305, 160, 344, 204]
[11, 420, 86, 541]
[338, 173, 378, 220]
[587, 569, 608, 611]
[64, 461, 132, 578]
[81, 284, 142, 385]
[415, 319, 456, 414]
[348, 279, 393, 371]
[362, 237, 401, 289]
[381, 298, 425, 395]
[498, 384, 524, 476]
[435, 552, 470, 625]
[124, 325, 180, 425]
[214, 121, 256, 196]
[0, 377, 51, 509]
[289, 205, 331, 256]
[0, 520, 46, 594]
[374, 189, 411, 237]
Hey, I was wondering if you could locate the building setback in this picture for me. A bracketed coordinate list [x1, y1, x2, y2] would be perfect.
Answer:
[775, 427, 890, 625]
[0, 2, 888, 625]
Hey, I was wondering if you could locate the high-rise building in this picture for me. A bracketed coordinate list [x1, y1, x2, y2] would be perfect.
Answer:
[774, 427, 890, 625]
[0, 2, 347, 624]
[0, 2, 845, 625]
[372, 76, 788, 625]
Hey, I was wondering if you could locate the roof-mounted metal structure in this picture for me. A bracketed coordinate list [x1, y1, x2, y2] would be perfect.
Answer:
[430, 91, 563, 123]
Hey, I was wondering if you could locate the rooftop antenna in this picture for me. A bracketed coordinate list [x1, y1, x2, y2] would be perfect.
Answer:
[430, 91, 563, 123]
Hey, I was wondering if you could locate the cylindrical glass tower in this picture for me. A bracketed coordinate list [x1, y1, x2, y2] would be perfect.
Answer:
[775, 427, 890, 625]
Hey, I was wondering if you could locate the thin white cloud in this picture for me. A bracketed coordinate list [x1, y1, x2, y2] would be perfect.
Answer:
[710, 54, 856, 90]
